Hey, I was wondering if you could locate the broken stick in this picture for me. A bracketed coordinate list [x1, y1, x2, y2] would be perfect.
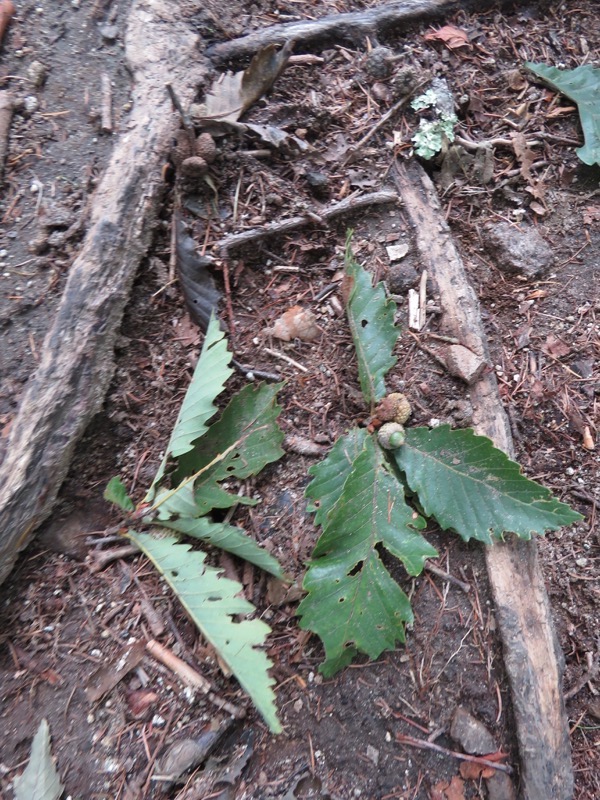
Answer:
[217, 190, 397, 257]
[393, 159, 573, 800]
[207, 0, 456, 63]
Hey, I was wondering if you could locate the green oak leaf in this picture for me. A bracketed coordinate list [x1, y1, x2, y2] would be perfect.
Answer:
[395, 425, 583, 543]
[345, 235, 399, 407]
[299, 433, 436, 676]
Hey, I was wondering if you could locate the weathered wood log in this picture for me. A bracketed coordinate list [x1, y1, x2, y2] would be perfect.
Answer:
[0, 0, 205, 585]
[207, 0, 457, 63]
[393, 159, 573, 800]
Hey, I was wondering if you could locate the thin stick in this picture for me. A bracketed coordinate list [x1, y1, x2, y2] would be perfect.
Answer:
[396, 733, 513, 775]
[218, 191, 397, 257]
[263, 347, 308, 372]
[424, 561, 471, 593]
[101, 73, 113, 133]
[146, 639, 245, 719]
[343, 81, 428, 163]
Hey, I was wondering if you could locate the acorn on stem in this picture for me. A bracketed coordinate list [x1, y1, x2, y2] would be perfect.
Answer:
[377, 422, 406, 450]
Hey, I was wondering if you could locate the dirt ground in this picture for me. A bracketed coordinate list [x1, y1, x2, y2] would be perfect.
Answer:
[0, 0, 598, 798]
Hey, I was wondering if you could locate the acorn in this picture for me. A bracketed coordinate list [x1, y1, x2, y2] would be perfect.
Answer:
[374, 393, 412, 425]
[195, 132, 217, 163]
[377, 422, 406, 450]
[179, 155, 208, 178]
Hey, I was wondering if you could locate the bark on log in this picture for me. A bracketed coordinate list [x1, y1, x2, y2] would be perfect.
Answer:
[0, 0, 204, 585]
[207, 0, 457, 63]
[393, 159, 573, 800]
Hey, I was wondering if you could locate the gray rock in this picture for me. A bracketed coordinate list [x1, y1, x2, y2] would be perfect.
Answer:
[388, 262, 419, 293]
[484, 222, 554, 278]
[446, 344, 487, 385]
[450, 708, 516, 800]
[451, 707, 497, 754]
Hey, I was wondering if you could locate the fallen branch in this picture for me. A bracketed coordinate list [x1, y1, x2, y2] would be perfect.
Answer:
[395, 733, 513, 775]
[0, 0, 204, 585]
[393, 158, 574, 800]
[218, 190, 397, 257]
[207, 0, 456, 63]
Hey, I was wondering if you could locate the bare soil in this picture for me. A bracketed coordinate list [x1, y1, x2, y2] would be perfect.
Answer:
[0, 1, 598, 799]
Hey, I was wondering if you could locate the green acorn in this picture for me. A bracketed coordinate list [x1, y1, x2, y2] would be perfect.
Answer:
[377, 422, 406, 450]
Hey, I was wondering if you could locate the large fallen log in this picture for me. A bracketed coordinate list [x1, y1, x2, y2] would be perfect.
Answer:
[207, 0, 457, 63]
[393, 159, 573, 800]
[0, 0, 204, 585]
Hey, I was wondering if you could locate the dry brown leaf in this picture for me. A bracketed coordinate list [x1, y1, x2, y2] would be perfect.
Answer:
[513, 132, 546, 201]
[583, 206, 600, 225]
[459, 760, 495, 780]
[431, 775, 466, 800]
[541, 333, 571, 358]
[204, 42, 293, 123]
[424, 25, 469, 49]
[265, 305, 320, 342]
[506, 69, 527, 91]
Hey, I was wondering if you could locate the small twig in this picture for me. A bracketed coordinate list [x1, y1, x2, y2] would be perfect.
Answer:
[146, 639, 246, 719]
[425, 561, 471, 593]
[263, 346, 308, 372]
[455, 134, 541, 151]
[343, 80, 428, 164]
[396, 733, 513, 775]
[166, 82, 195, 143]
[217, 191, 397, 257]
[407, 330, 448, 369]
[564, 643, 600, 700]
[232, 358, 281, 382]
[100, 73, 113, 133]
[88, 544, 140, 572]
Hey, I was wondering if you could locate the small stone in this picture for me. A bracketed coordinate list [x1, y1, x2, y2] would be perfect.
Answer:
[388, 261, 419, 293]
[484, 221, 554, 278]
[446, 344, 487, 385]
[366, 744, 379, 765]
[100, 24, 119, 42]
[26, 60, 48, 88]
[386, 243, 410, 262]
[451, 707, 496, 754]
[23, 95, 39, 114]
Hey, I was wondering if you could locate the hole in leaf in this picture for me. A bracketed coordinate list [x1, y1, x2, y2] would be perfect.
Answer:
[170, 570, 179, 577]
[348, 560, 363, 576]
[361, 319, 368, 328]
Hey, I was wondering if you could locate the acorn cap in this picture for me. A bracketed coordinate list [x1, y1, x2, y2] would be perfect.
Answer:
[375, 393, 412, 425]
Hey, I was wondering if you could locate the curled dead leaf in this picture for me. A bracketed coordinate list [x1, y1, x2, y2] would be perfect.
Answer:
[459, 760, 496, 780]
[541, 333, 571, 358]
[265, 305, 320, 342]
[424, 25, 469, 50]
